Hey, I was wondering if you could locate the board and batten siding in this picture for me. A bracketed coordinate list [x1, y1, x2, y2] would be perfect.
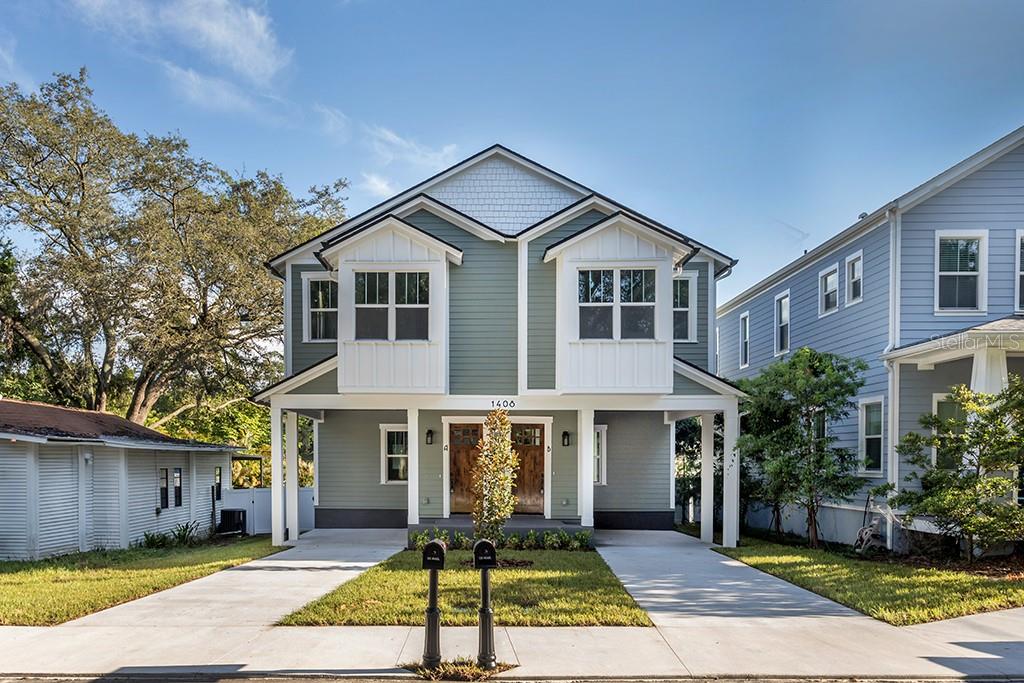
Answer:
[404, 210, 518, 394]
[718, 219, 891, 483]
[594, 411, 671, 512]
[675, 260, 711, 370]
[37, 445, 79, 557]
[0, 443, 30, 560]
[289, 263, 337, 375]
[527, 209, 610, 390]
[318, 410, 408, 511]
[899, 143, 1024, 345]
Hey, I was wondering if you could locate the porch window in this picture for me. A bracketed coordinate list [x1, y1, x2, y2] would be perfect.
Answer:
[937, 235, 983, 311]
[934, 397, 966, 469]
[673, 275, 696, 341]
[594, 425, 608, 485]
[819, 264, 839, 316]
[159, 468, 169, 509]
[774, 291, 790, 356]
[395, 272, 429, 340]
[578, 269, 614, 339]
[355, 272, 389, 339]
[380, 425, 409, 484]
[739, 312, 749, 368]
[846, 251, 863, 305]
[620, 269, 656, 339]
[173, 468, 183, 507]
[305, 276, 338, 342]
[860, 400, 883, 474]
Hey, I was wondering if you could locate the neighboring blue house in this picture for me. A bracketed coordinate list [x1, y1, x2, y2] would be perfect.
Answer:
[717, 125, 1024, 548]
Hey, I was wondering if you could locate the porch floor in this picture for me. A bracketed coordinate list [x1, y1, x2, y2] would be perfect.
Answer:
[411, 514, 584, 537]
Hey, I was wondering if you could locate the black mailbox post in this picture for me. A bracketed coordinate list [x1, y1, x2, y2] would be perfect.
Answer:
[422, 539, 446, 668]
[472, 539, 498, 670]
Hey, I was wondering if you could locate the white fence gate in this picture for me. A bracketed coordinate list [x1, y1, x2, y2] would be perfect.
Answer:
[222, 487, 315, 536]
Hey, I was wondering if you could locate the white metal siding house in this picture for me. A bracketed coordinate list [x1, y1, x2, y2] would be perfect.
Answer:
[717, 124, 1024, 548]
[0, 399, 234, 560]
[255, 145, 747, 547]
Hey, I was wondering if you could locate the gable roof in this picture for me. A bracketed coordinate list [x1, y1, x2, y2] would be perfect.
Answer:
[718, 123, 1024, 317]
[673, 358, 746, 397]
[318, 214, 464, 267]
[0, 399, 236, 451]
[542, 211, 693, 262]
[252, 354, 338, 403]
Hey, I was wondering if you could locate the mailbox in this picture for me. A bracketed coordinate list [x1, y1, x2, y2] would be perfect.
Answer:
[422, 539, 447, 570]
[472, 539, 497, 570]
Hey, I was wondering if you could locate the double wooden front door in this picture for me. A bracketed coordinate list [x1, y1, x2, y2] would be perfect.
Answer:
[448, 422, 545, 515]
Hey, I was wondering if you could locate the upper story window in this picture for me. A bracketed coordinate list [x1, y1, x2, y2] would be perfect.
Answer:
[577, 268, 656, 340]
[355, 272, 430, 341]
[739, 311, 749, 368]
[846, 251, 863, 305]
[1017, 231, 1024, 312]
[304, 275, 338, 342]
[673, 274, 697, 342]
[859, 398, 883, 475]
[935, 231, 987, 312]
[818, 263, 839, 317]
[774, 290, 790, 356]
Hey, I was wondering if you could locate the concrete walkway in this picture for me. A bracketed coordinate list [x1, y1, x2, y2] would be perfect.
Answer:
[1, 529, 1024, 678]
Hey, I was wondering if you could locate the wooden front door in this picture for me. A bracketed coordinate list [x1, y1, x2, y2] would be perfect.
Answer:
[512, 424, 544, 514]
[449, 423, 482, 514]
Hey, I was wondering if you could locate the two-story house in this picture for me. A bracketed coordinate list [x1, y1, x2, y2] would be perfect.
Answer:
[717, 125, 1024, 549]
[255, 145, 744, 547]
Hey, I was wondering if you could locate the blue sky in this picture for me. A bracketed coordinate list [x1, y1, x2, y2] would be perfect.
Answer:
[3, 0, 1024, 301]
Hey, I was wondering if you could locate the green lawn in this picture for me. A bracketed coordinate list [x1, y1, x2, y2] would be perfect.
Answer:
[716, 537, 1024, 626]
[281, 549, 651, 627]
[0, 536, 279, 625]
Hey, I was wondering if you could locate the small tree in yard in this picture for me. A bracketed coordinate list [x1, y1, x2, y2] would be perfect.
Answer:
[892, 381, 1024, 561]
[737, 348, 867, 548]
[472, 410, 520, 540]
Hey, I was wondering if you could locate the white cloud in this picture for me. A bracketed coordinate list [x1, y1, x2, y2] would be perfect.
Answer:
[365, 124, 458, 170]
[161, 62, 257, 113]
[314, 103, 352, 144]
[0, 33, 33, 90]
[359, 172, 396, 199]
[71, 0, 291, 86]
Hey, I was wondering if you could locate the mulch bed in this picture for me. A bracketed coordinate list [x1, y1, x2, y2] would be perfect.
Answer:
[872, 553, 1024, 579]
[458, 558, 534, 569]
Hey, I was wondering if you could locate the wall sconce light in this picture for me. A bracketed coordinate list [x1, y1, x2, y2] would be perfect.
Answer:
[425, 429, 434, 445]
[561, 431, 571, 447]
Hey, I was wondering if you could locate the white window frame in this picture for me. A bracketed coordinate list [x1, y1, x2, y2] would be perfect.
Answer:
[818, 263, 840, 318]
[1015, 229, 1024, 313]
[302, 271, 339, 343]
[594, 424, 608, 485]
[934, 229, 988, 315]
[845, 250, 864, 306]
[577, 268, 616, 340]
[738, 311, 750, 369]
[672, 273, 698, 342]
[577, 267, 657, 341]
[773, 289, 790, 357]
[930, 392, 965, 468]
[379, 423, 409, 485]
[355, 271, 431, 342]
[858, 396, 884, 477]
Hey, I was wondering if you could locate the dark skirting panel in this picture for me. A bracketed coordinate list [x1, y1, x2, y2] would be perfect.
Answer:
[315, 508, 407, 528]
[595, 510, 674, 530]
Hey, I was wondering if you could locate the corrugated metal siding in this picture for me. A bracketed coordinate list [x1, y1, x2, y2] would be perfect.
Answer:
[318, 410, 408, 510]
[0, 444, 29, 560]
[675, 261, 710, 369]
[404, 210, 518, 394]
[91, 447, 123, 549]
[594, 411, 671, 512]
[37, 446, 79, 557]
[290, 263, 337, 374]
[527, 210, 610, 390]
[900, 144, 1024, 344]
[127, 450, 156, 543]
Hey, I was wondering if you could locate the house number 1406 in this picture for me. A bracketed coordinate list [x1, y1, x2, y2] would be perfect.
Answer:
[491, 399, 516, 409]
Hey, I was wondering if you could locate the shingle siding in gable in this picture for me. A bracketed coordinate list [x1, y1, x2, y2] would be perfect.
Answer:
[899, 144, 1024, 345]
[527, 209, 611, 390]
[290, 263, 336, 375]
[675, 260, 710, 369]
[403, 210, 518, 395]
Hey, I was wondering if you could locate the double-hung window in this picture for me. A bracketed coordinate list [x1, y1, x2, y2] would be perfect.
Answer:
[578, 269, 614, 339]
[846, 251, 863, 305]
[354, 272, 430, 341]
[933, 395, 966, 469]
[1016, 230, 1024, 312]
[305, 275, 338, 342]
[859, 399, 883, 475]
[380, 425, 409, 484]
[395, 272, 429, 340]
[739, 312, 750, 368]
[673, 274, 697, 342]
[819, 264, 839, 316]
[355, 272, 389, 339]
[936, 232, 985, 312]
[594, 425, 608, 485]
[214, 466, 222, 501]
[159, 468, 169, 509]
[774, 291, 790, 356]
[173, 467, 183, 507]
[619, 269, 656, 339]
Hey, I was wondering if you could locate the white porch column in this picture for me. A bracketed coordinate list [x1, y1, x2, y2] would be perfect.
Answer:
[577, 408, 595, 527]
[270, 406, 284, 546]
[970, 347, 1009, 394]
[285, 410, 300, 544]
[407, 408, 420, 525]
[722, 402, 740, 548]
[700, 414, 715, 543]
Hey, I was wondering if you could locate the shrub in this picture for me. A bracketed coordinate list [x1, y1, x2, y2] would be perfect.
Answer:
[522, 530, 539, 550]
[410, 530, 430, 551]
[471, 410, 519, 540]
[170, 521, 200, 546]
[142, 531, 170, 549]
[452, 531, 472, 550]
[542, 531, 561, 550]
[573, 530, 593, 549]
[504, 533, 521, 550]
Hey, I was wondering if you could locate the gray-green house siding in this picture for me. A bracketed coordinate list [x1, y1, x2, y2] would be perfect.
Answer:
[317, 410, 408, 510]
[289, 263, 336, 374]
[594, 411, 671, 512]
[675, 260, 710, 370]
